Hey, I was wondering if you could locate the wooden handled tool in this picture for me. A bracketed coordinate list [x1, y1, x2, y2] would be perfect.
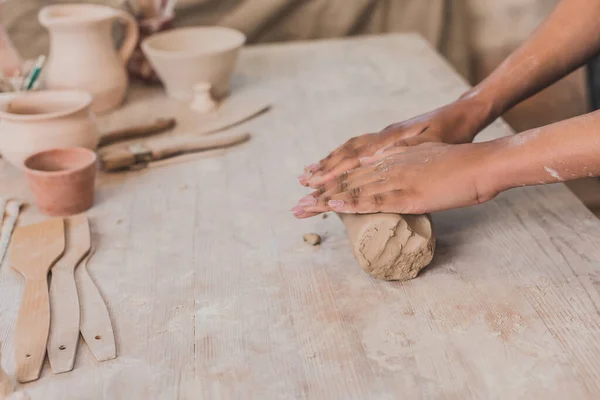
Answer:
[100, 131, 251, 171]
[47, 216, 92, 373]
[76, 248, 116, 361]
[10, 219, 65, 383]
[98, 117, 176, 147]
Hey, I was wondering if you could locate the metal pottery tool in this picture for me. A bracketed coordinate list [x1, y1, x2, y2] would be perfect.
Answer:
[11, 219, 65, 383]
[76, 246, 117, 362]
[47, 215, 92, 373]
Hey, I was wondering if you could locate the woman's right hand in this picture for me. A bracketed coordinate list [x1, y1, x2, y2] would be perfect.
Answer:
[298, 94, 494, 188]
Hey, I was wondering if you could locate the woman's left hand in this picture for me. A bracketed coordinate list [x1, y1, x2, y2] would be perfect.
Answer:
[291, 141, 500, 218]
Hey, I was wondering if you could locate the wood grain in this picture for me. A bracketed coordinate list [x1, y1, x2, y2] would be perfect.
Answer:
[0, 34, 599, 398]
[10, 219, 65, 383]
[47, 216, 92, 374]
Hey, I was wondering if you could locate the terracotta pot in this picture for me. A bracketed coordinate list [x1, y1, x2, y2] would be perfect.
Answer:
[141, 27, 245, 101]
[39, 4, 139, 114]
[0, 90, 99, 168]
[23, 147, 97, 217]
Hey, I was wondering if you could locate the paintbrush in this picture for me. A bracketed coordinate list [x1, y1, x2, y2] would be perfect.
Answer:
[22, 55, 45, 91]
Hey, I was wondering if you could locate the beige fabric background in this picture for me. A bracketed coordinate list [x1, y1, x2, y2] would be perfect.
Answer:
[2, 0, 472, 79]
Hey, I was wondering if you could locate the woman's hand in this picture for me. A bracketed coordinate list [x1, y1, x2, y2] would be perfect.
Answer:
[297, 94, 494, 188]
[292, 141, 501, 218]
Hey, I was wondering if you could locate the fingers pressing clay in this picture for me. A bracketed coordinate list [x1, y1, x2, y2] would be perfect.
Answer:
[339, 213, 435, 281]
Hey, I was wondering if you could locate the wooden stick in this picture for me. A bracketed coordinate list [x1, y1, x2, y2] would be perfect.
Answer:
[98, 118, 176, 147]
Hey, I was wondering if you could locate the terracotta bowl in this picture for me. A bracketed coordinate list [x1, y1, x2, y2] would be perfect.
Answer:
[23, 147, 97, 216]
[141, 26, 245, 101]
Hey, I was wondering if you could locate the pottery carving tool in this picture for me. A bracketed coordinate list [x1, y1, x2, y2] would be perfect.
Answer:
[76, 247, 116, 361]
[47, 216, 91, 373]
[0, 200, 23, 268]
[100, 131, 251, 171]
[98, 117, 176, 147]
[10, 219, 65, 383]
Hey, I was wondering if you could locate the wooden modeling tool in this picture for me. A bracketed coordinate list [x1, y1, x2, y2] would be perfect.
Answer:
[10, 219, 65, 383]
[0, 200, 24, 268]
[47, 216, 91, 373]
[98, 117, 176, 147]
[100, 131, 250, 171]
[76, 247, 116, 361]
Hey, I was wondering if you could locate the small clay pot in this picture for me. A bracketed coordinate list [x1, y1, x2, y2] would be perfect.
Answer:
[23, 147, 97, 216]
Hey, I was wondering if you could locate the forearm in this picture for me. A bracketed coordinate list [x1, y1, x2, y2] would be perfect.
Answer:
[464, 0, 600, 132]
[485, 111, 600, 194]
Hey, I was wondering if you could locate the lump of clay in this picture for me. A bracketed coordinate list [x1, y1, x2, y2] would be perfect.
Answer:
[303, 233, 321, 246]
[339, 213, 435, 281]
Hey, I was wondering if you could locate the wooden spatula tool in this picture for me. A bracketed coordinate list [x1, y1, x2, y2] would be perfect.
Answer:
[10, 219, 65, 383]
[47, 215, 91, 373]
[76, 247, 116, 361]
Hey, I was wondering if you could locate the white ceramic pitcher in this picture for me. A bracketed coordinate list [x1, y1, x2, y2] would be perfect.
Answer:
[39, 4, 139, 114]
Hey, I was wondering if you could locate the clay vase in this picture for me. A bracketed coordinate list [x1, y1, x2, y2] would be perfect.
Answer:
[0, 90, 99, 168]
[23, 148, 97, 217]
[141, 27, 245, 101]
[39, 4, 139, 114]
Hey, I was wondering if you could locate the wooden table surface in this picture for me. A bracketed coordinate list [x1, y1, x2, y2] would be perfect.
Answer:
[2, 33, 600, 399]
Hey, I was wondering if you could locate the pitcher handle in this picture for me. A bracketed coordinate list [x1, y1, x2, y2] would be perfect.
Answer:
[115, 10, 139, 64]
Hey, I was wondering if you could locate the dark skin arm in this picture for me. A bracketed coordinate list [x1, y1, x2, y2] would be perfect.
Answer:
[293, 0, 600, 218]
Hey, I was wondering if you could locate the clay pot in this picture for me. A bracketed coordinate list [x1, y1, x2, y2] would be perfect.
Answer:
[39, 4, 139, 114]
[0, 90, 99, 168]
[23, 148, 97, 217]
[141, 27, 245, 101]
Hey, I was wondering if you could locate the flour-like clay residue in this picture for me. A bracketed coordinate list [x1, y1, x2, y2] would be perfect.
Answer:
[544, 166, 563, 181]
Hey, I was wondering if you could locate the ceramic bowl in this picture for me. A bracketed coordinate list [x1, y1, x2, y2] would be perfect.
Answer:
[141, 26, 246, 101]
[0, 90, 99, 168]
[23, 147, 97, 216]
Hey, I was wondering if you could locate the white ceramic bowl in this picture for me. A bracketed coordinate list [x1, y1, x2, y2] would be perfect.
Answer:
[141, 26, 246, 101]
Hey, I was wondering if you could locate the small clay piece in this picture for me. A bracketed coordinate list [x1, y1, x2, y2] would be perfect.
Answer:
[303, 233, 321, 246]
[23, 147, 97, 216]
[339, 213, 435, 281]
[190, 82, 218, 114]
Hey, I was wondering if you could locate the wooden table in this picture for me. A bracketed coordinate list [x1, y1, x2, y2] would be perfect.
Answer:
[2, 33, 600, 399]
